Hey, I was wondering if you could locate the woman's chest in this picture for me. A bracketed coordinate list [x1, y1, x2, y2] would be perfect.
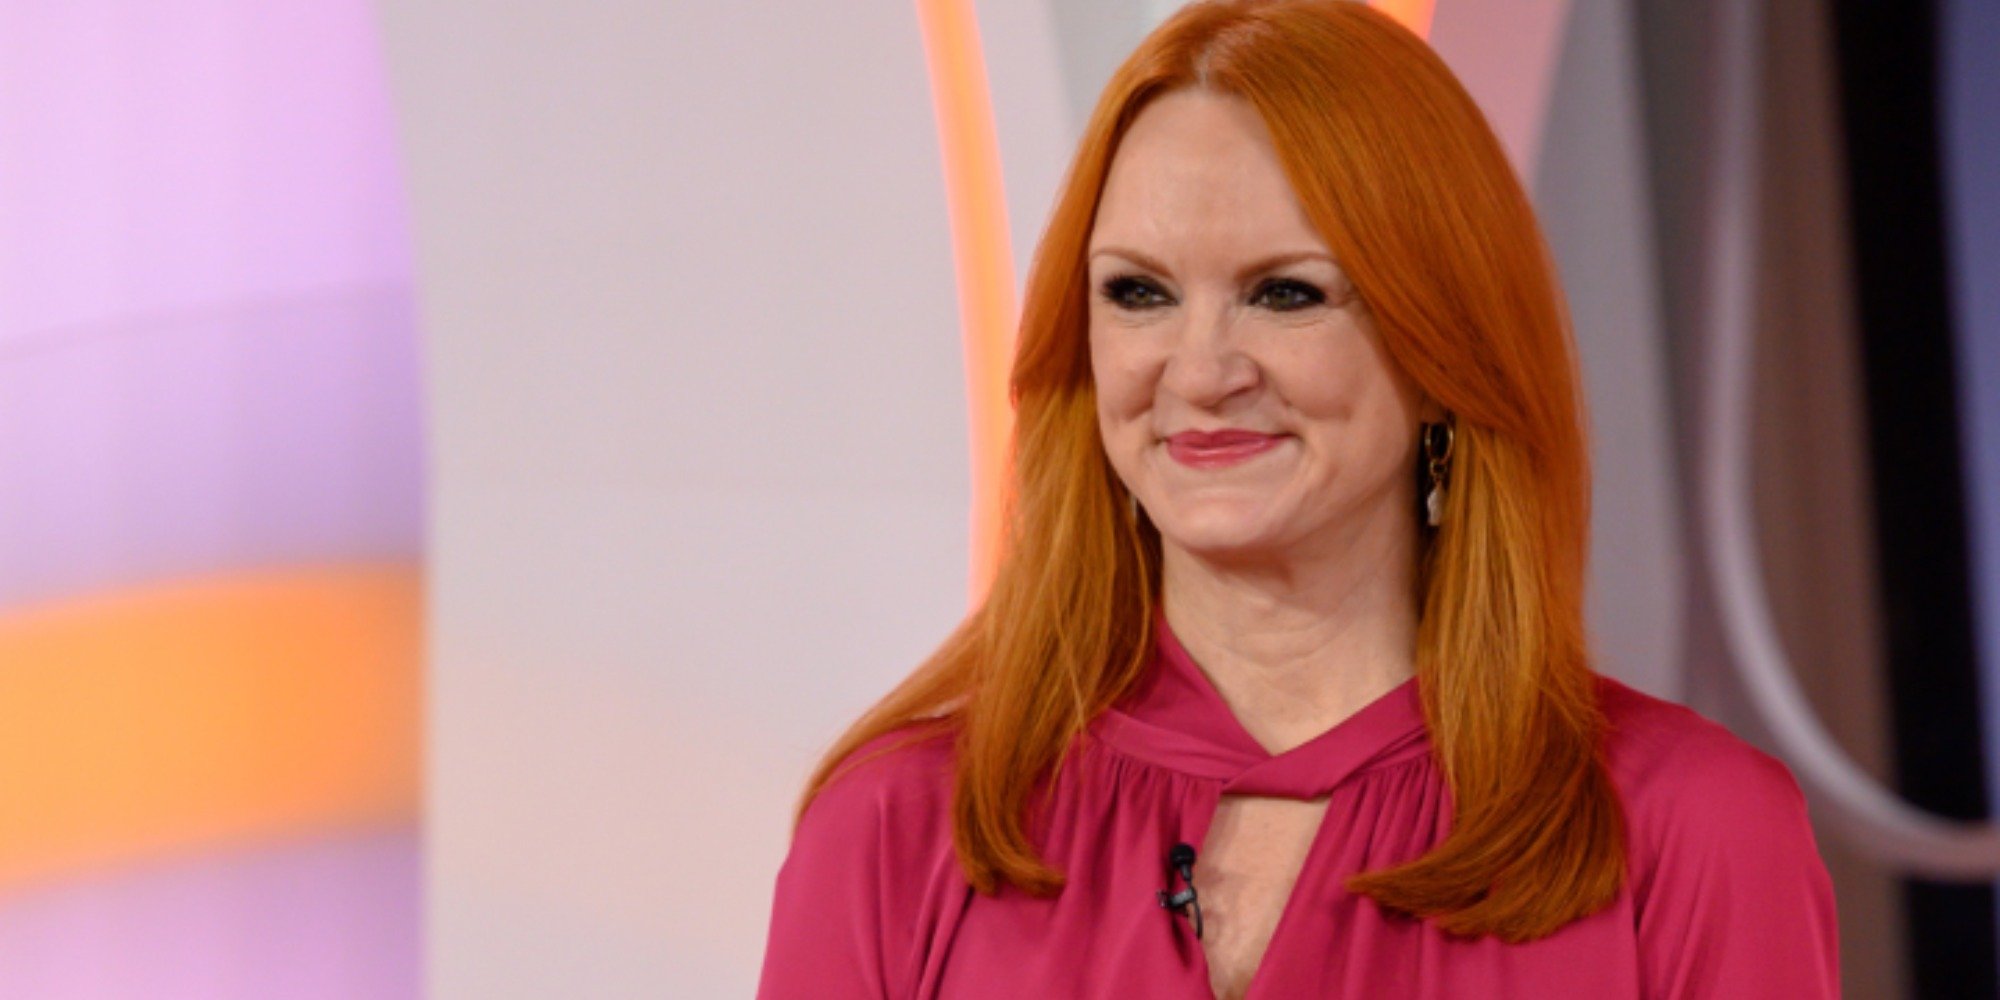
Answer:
[913, 779, 1641, 999]
[925, 881, 1641, 1000]
[1196, 795, 1331, 1000]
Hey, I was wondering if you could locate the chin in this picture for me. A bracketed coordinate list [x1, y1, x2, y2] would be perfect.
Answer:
[1149, 505, 1289, 560]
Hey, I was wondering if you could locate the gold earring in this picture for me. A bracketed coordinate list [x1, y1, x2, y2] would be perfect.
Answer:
[1422, 420, 1455, 527]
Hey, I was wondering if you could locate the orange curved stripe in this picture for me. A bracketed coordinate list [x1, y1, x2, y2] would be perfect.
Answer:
[0, 565, 420, 892]
[915, 0, 1018, 605]
[1372, 0, 1437, 37]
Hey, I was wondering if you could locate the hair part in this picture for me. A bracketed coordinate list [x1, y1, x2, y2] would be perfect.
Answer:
[799, 0, 1623, 943]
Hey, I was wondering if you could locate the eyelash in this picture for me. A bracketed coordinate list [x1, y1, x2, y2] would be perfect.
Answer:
[1096, 275, 1329, 313]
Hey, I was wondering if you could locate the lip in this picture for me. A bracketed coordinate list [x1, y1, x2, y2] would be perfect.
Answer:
[1164, 429, 1287, 469]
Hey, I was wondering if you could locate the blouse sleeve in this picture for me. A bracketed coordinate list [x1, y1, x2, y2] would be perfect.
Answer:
[755, 733, 958, 1000]
[1631, 729, 1841, 999]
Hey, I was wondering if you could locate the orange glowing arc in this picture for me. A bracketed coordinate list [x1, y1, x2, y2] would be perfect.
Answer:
[0, 567, 420, 892]
[915, 0, 1017, 605]
[915, 1, 1432, 605]
[1373, 0, 1437, 37]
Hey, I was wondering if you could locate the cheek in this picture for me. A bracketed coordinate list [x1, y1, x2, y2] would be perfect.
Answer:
[1286, 356, 1420, 471]
[1088, 333, 1155, 420]
[1266, 341, 1362, 420]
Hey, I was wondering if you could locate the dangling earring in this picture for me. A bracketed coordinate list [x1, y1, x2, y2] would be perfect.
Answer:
[1422, 419, 1455, 527]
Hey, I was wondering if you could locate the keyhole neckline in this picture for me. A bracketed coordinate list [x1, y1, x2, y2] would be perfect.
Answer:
[1088, 613, 1431, 799]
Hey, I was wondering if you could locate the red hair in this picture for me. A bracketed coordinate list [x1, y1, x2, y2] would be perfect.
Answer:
[799, 0, 1623, 942]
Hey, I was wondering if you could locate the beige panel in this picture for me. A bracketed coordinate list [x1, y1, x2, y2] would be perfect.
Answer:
[1533, 0, 1686, 700]
[1747, 0, 1905, 992]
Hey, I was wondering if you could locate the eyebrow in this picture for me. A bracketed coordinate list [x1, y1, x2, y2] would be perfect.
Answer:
[1085, 246, 1341, 284]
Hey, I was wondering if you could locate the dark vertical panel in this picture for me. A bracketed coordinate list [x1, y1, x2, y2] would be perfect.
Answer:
[1829, 1, 1996, 996]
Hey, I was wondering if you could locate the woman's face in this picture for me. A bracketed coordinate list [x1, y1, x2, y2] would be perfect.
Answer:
[1087, 88, 1434, 565]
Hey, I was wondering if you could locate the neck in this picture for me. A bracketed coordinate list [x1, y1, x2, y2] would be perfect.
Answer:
[1159, 500, 1420, 755]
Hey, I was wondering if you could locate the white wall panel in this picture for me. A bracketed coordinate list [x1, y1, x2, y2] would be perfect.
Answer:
[379, 2, 972, 995]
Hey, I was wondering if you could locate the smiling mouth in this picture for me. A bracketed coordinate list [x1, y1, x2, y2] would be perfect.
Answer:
[1164, 430, 1286, 469]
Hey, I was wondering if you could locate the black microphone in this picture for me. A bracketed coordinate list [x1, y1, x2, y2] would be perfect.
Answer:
[1157, 841, 1204, 939]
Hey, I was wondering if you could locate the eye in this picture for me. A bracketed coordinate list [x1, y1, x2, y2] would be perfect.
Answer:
[1250, 277, 1327, 312]
[1099, 275, 1173, 311]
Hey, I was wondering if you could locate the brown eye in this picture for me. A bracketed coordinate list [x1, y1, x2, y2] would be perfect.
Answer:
[1251, 278, 1326, 312]
[1100, 275, 1172, 311]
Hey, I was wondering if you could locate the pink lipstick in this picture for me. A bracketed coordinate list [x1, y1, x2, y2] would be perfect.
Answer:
[1165, 429, 1285, 469]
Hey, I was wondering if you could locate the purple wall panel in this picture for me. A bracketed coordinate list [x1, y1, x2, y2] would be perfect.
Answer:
[0, 2, 425, 995]
[1938, 0, 2000, 971]
[0, 286, 426, 608]
[0, 1, 412, 350]
[0, 0, 425, 610]
[0, 828, 420, 1000]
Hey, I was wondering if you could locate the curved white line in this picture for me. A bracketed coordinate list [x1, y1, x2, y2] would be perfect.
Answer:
[1701, 0, 2000, 876]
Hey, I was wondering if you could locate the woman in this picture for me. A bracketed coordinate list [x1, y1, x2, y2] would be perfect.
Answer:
[758, 2, 1839, 997]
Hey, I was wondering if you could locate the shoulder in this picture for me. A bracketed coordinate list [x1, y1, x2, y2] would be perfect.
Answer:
[1592, 679, 1841, 994]
[760, 724, 963, 998]
[1594, 675, 1836, 914]
[1595, 675, 1808, 834]
[797, 723, 959, 848]
[780, 723, 965, 919]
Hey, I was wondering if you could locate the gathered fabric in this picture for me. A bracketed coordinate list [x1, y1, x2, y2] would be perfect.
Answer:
[758, 615, 1840, 999]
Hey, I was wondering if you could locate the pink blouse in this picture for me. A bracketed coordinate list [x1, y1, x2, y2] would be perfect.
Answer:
[758, 617, 1841, 998]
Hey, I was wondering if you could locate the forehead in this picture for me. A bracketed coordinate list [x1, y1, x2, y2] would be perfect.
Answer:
[1090, 88, 1326, 255]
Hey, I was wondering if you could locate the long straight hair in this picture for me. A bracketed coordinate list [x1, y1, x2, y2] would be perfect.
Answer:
[799, 0, 1623, 942]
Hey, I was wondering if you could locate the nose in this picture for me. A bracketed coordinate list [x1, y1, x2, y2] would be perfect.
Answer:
[1159, 297, 1258, 408]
